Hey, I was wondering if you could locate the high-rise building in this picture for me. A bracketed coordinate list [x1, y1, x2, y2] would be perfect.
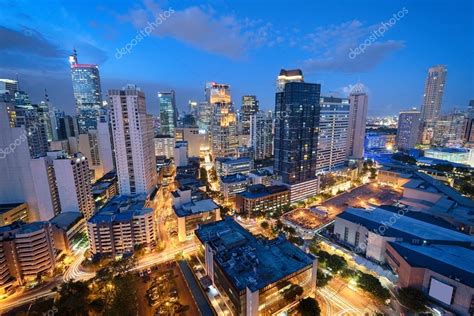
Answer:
[109, 85, 157, 195]
[317, 96, 350, 173]
[464, 100, 474, 145]
[250, 110, 273, 160]
[396, 110, 421, 151]
[420, 65, 447, 122]
[174, 141, 188, 167]
[38, 91, 54, 142]
[274, 69, 320, 202]
[197, 101, 212, 130]
[0, 79, 18, 95]
[276, 69, 304, 92]
[0, 93, 39, 220]
[241, 95, 259, 135]
[158, 90, 177, 136]
[70, 49, 103, 134]
[207, 82, 238, 158]
[347, 90, 368, 159]
[431, 111, 467, 148]
[175, 127, 207, 157]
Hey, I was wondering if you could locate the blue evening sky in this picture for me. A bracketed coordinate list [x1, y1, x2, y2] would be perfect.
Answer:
[0, 0, 472, 116]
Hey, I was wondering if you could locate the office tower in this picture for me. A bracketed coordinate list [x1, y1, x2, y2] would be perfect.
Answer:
[241, 95, 259, 135]
[274, 69, 320, 202]
[69, 49, 103, 133]
[276, 69, 304, 92]
[158, 90, 177, 136]
[38, 90, 53, 142]
[0, 92, 39, 220]
[174, 141, 188, 167]
[347, 90, 368, 159]
[206, 82, 238, 158]
[109, 85, 157, 195]
[12, 91, 49, 158]
[250, 110, 273, 160]
[0, 79, 18, 95]
[180, 114, 197, 127]
[317, 96, 350, 173]
[197, 101, 212, 130]
[175, 127, 207, 157]
[396, 110, 421, 151]
[464, 100, 474, 145]
[431, 111, 467, 148]
[420, 65, 447, 122]
[188, 100, 198, 117]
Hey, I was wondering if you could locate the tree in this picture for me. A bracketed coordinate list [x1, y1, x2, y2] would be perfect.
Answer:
[260, 221, 270, 230]
[317, 269, 332, 287]
[200, 167, 208, 182]
[104, 274, 138, 316]
[288, 235, 304, 246]
[326, 254, 347, 273]
[297, 297, 321, 316]
[283, 284, 304, 302]
[397, 287, 428, 312]
[356, 272, 390, 301]
[55, 281, 91, 315]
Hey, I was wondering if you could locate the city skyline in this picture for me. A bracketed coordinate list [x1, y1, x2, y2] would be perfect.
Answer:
[0, 0, 472, 116]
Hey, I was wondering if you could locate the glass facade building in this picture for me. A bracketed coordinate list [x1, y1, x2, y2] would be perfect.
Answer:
[158, 90, 177, 136]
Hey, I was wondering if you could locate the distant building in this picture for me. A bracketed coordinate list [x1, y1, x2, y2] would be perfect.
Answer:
[195, 217, 317, 316]
[235, 184, 290, 217]
[219, 173, 249, 201]
[174, 141, 189, 167]
[317, 96, 350, 173]
[396, 110, 420, 150]
[347, 90, 368, 159]
[87, 194, 157, 257]
[431, 111, 467, 148]
[154, 134, 175, 158]
[207, 82, 238, 158]
[50, 212, 85, 255]
[175, 127, 207, 157]
[241, 95, 259, 135]
[250, 111, 273, 160]
[109, 85, 157, 195]
[420, 65, 447, 122]
[69, 49, 103, 133]
[274, 69, 320, 202]
[248, 169, 273, 186]
[158, 91, 177, 136]
[464, 100, 474, 145]
[424, 147, 473, 167]
[0, 79, 18, 95]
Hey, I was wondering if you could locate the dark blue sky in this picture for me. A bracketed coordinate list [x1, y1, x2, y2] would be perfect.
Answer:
[0, 0, 472, 116]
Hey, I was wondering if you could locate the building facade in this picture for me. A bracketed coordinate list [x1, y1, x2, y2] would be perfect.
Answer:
[420, 65, 447, 122]
[158, 90, 177, 136]
[250, 111, 273, 160]
[241, 95, 259, 135]
[396, 110, 421, 150]
[347, 91, 368, 159]
[235, 184, 290, 217]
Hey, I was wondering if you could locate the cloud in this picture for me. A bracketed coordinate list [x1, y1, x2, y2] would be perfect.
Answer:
[121, 2, 282, 59]
[301, 20, 405, 73]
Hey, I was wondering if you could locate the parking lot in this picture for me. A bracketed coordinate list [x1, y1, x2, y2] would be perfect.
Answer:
[321, 183, 402, 219]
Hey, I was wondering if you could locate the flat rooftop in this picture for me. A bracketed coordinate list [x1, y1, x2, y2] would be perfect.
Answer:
[0, 202, 25, 215]
[174, 199, 219, 217]
[337, 207, 474, 244]
[237, 184, 288, 199]
[249, 169, 272, 177]
[50, 212, 83, 230]
[89, 194, 152, 224]
[388, 242, 474, 288]
[195, 217, 314, 292]
[220, 173, 248, 184]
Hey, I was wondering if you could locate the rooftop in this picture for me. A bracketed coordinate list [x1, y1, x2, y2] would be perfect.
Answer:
[249, 169, 272, 177]
[237, 184, 288, 199]
[388, 242, 474, 288]
[50, 212, 84, 230]
[426, 147, 470, 154]
[337, 207, 474, 244]
[220, 173, 248, 184]
[195, 217, 314, 292]
[216, 157, 252, 165]
[0, 202, 25, 215]
[174, 199, 219, 217]
[89, 194, 152, 225]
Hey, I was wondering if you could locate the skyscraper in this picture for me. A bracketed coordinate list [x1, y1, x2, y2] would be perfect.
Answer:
[396, 110, 421, 151]
[347, 90, 368, 159]
[317, 96, 350, 173]
[250, 110, 273, 160]
[0, 79, 18, 95]
[70, 49, 103, 134]
[420, 65, 447, 122]
[274, 69, 320, 202]
[464, 100, 474, 145]
[207, 82, 238, 158]
[241, 95, 259, 135]
[158, 90, 177, 136]
[109, 85, 157, 195]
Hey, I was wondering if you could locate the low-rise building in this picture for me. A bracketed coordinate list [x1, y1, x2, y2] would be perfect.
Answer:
[235, 184, 289, 217]
[334, 207, 473, 263]
[195, 217, 317, 316]
[248, 169, 273, 186]
[173, 189, 220, 242]
[0, 221, 56, 293]
[424, 147, 474, 167]
[87, 194, 157, 257]
[386, 242, 474, 316]
[0, 203, 29, 226]
[154, 134, 175, 158]
[92, 171, 118, 209]
[50, 212, 86, 255]
[216, 157, 253, 177]
[219, 173, 249, 202]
